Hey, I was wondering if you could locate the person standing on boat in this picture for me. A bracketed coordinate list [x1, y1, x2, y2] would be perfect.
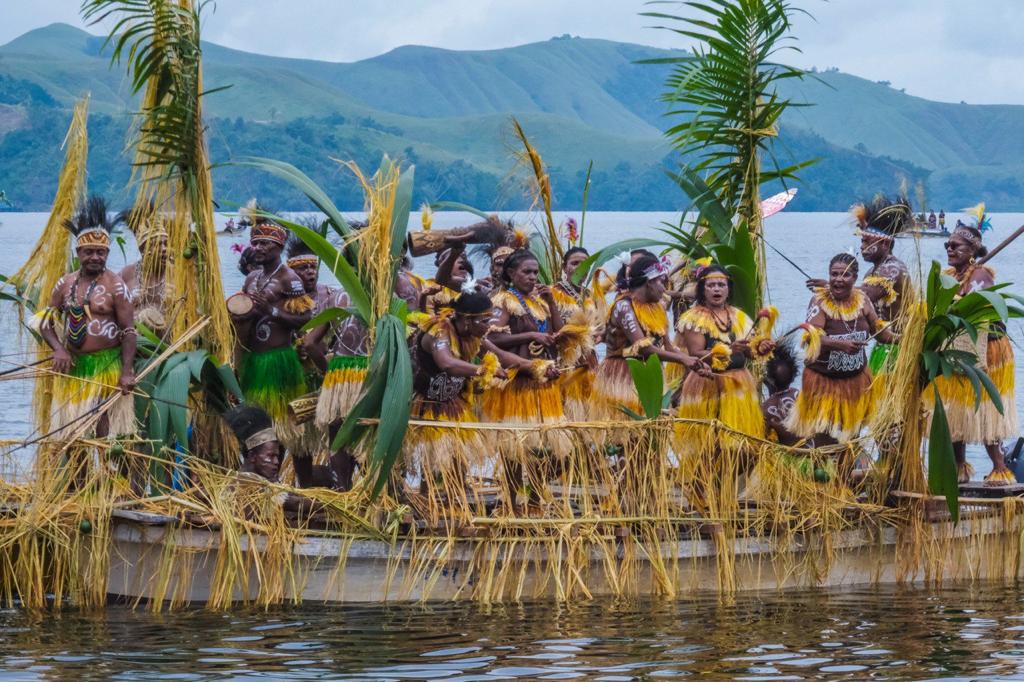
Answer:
[933, 219, 1017, 483]
[287, 232, 337, 377]
[786, 253, 895, 448]
[228, 217, 314, 451]
[551, 247, 600, 421]
[852, 195, 912, 375]
[39, 196, 137, 438]
[939, 209, 946, 232]
[675, 264, 772, 451]
[119, 207, 171, 338]
[928, 211, 937, 230]
[406, 290, 527, 516]
[594, 253, 708, 420]
[483, 249, 570, 506]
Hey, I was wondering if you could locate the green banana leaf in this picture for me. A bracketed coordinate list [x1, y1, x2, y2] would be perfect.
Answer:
[927, 389, 959, 524]
[627, 355, 665, 420]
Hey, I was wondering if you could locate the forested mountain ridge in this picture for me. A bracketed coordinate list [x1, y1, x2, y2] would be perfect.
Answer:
[0, 24, 1015, 211]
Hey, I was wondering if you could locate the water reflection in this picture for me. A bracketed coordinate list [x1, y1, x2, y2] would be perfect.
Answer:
[1, 585, 1024, 679]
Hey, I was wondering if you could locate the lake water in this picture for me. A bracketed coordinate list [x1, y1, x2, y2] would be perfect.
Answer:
[2, 586, 1024, 679]
[2, 211, 1024, 681]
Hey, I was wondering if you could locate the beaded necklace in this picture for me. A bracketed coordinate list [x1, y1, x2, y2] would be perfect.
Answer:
[509, 287, 548, 333]
[66, 272, 101, 349]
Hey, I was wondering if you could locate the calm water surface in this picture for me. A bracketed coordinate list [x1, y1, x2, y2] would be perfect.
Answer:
[2, 212, 1024, 681]
[2, 586, 1024, 680]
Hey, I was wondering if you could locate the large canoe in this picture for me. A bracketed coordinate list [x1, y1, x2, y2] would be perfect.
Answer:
[106, 495, 1024, 604]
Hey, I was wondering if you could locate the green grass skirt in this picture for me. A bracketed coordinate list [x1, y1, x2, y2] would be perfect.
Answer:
[239, 346, 308, 422]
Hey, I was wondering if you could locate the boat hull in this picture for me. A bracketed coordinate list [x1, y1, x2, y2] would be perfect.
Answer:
[106, 510, 1024, 604]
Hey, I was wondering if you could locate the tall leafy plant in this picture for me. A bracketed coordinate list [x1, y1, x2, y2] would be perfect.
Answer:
[641, 0, 815, 308]
[240, 156, 415, 499]
[83, 0, 234, 364]
[918, 261, 1024, 522]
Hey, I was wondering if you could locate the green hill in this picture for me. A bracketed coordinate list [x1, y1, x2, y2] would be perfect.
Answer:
[0, 23, 1017, 211]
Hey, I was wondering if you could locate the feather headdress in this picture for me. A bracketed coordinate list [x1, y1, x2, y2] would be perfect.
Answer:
[64, 195, 116, 248]
[851, 194, 912, 239]
[963, 202, 993, 232]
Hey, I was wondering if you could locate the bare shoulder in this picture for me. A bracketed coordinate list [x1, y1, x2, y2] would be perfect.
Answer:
[104, 270, 131, 299]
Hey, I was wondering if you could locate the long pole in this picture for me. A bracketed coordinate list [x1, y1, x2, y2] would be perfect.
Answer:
[978, 223, 1024, 266]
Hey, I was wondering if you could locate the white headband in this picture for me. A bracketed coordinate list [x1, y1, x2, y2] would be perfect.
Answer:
[244, 427, 278, 450]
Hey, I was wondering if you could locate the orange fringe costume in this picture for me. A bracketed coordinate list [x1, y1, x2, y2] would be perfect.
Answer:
[785, 289, 875, 441]
[551, 281, 598, 421]
[674, 305, 765, 449]
[932, 265, 1018, 444]
[594, 296, 669, 419]
[481, 289, 570, 454]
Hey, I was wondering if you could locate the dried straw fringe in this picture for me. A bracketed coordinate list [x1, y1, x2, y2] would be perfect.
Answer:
[6, 96, 90, 437]
[2, 418, 1024, 608]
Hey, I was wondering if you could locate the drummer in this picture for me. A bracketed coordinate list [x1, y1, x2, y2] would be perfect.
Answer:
[227, 217, 315, 453]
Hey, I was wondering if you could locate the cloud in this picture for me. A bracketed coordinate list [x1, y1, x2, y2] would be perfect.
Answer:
[1, 0, 1022, 104]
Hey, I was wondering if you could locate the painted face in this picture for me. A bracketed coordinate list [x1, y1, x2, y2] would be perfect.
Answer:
[247, 442, 281, 481]
[563, 251, 588, 278]
[828, 260, 858, 299]
[703, 276, 730, 307]
[291, 260, 319, 293]
[77, 246, 109, 276]
[455, 309, 493, 338]
[644, 274, 668, 301]
[860, 233, 889, 260]
[491, 255, 508, 280]
[510, 258, 540, 294]
[141, 235, 169, 263]
[944, 234, 974, 269]
[249, 239, 282, 265]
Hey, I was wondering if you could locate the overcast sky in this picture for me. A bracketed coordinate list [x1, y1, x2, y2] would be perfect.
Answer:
[2, 0, 1022, 105]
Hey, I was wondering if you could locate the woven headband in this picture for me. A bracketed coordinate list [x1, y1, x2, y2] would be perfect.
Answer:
[251, 223, 287, 246]
[640, 258, 670, 282]
[138, 226, 169, 247]
[860, 226, 894, 240]
[244, 427, 278, 450]
[76, 227, 110, 248]
[953, 227, 982, 248]
[287, 255, 319, 267]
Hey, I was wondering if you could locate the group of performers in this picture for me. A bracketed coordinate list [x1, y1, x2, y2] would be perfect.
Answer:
[31, 192, 1019, 507]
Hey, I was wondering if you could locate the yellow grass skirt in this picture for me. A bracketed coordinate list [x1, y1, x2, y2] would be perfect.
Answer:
[481, 371, 570, 455]
[51, 347, 137, 438]
[675, 368, 764, 452]
[561, 366, 595, 421]
[785, 367, 874, 441]
[932, 336, 1018, 443]
[406, 397, 485, 472]
[315, 355, 369, 428]
[594, 356, 642, 420]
